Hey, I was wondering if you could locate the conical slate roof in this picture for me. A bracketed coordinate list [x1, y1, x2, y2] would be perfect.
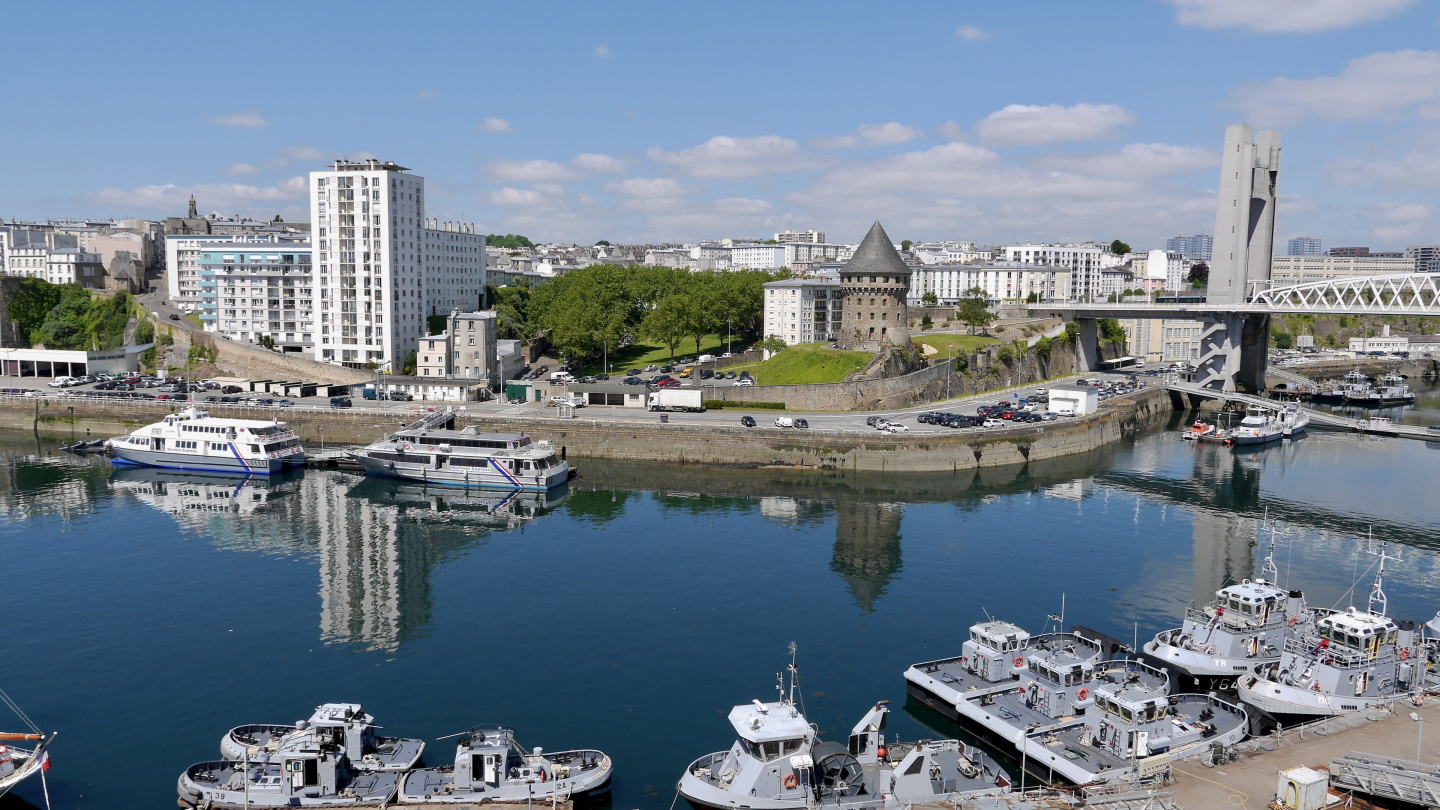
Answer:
[841, 221, 911, 276]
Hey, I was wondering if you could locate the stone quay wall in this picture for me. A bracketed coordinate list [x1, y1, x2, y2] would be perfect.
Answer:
[3, 387, 1168, 473]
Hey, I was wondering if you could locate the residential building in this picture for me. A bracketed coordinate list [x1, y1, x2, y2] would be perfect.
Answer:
[1269, 255, 1415, 286]
[1348, 335, 1408, 353]
[422, 219, 486, 315]
[416, 333, 448, 378]
[1286, 236, 1321, 256]
[783, 242, 848, 265]
[1325, 246, 1400, 258]
[1406, 245, 1440, 274]
[1165, 234, 1213, 261]
[911, 241, 986, 265]
[1121, 317, 1204, 364]
[763, 277, 842, 347]
[203, 235, 314, 349]
[774, 229, 825, 244]
[644, 248, 690, 269]
[688, 242, 732, 271]
[1139, 249, 1194, 291]
[1210, 124, 1281, 305]
[1001, 242, 1110, 301]
[730, 244, 788, 270]
[497, 339, 526, 383]
[909, 261, 1070, 305]
[309, 158, 428, 370]
[46, 248, 105, 288]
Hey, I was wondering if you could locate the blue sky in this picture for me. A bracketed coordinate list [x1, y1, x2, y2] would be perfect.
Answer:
[5, 0, 1440, 249]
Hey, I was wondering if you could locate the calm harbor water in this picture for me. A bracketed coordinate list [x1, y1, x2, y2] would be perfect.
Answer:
[2, 413, 1439, 810]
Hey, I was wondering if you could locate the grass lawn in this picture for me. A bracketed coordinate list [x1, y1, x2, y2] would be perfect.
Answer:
[913, 334, 1000, 356]
[726, 344, 872, 385]
[582, 333, 742, 374]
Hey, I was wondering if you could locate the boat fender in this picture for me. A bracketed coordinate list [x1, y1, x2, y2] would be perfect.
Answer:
[1077, 688, 1088, 701]
[1014, 656, 1024, 668]
[539, 767, 547, 782]
[877, 745, 886, 759]
[402, 443, 412, 451]
[960, 656, 967, 665]
[784, 774, 797, 789]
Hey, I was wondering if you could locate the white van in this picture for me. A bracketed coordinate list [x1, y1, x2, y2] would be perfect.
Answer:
[774, 416, 794, 428]
[697, 354, 716, 364]
[550, 371, 575, 384]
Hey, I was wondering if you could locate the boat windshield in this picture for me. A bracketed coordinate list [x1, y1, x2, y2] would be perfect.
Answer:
[742, 738, 803, 761]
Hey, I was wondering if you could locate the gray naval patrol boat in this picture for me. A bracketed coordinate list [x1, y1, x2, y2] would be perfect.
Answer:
[179, 742, 402, 809]
[400, 724, 612, 803]
[1239, 543, 1440, 729]
[220, 703, 424, 772]
[350, 408, 573, 491]
[678, 647, 1012, 810]
[906, 613, 1248, 785]
[1142, 525, 1316, 692]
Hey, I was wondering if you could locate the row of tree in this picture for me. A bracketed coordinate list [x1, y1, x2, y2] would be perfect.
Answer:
[4, 279, 134, 350]
[488, 264, 787, 364]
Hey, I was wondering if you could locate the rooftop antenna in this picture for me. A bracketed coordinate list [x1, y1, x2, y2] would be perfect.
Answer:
[785, 641, 799, 705]
[1046, 593, 1066, 635]
[1367, 530, 1400, 617]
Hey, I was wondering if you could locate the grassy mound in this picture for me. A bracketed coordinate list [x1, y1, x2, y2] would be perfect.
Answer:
[729, 344, 872, 385]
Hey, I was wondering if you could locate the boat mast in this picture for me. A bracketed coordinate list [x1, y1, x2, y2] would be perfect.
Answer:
[1367, 531, 1400, 617]
[1259, 509, 1280, 584]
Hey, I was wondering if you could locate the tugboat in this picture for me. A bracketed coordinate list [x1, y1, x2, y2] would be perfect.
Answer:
[349, 408, 573, 491]
[220, 703, 424, 772]
[1277, 403, 1309, 438]
[400, 724, 611, 803]
[679, 645, 1011, 810]
[1143, 521, 1314, 692]
[1238, 542, 1440, 729]
[178, 744, 402, 808]
[1228, 406, 1283, 446]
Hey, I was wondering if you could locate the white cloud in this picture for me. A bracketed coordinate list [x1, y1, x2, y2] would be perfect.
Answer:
[938, 122, 969, 141]
[1028, 143, 1217, 179]
[647, 135, 830, 178]
[813, 122, 923, 149]
[594, 44, 611, 58]
[954, 24, 989, 41]
[477, 117, 514, 133]
[1362, 202, 1436, 242]
[282, 145, 329, 161]
[973, 103, 1134, 145]
[1327, 131, 1440, 188]
[1169, 0, 1414, 33]
[80, 177, 306, 213]
[1231, 50, 1440, 124]
[212, 111, 269, 128]
[224, 163, 260, 176]
[601, 178, 699, 198]
[643, 198, 780, 237]
[572, 153, 628, 174]
[489, 158, 582, 182]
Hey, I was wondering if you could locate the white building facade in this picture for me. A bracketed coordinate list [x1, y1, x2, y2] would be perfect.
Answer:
[1269, 255, 1416, 286]
[309, 159, 427, 370]
[909, 262, 1071, 305]
[763, 277, 842, 346]
[731, 244, 788, 270]
[775, 229, 825, 244]
[1001, 243, 1110, 301]
[422, 219, 486, 316]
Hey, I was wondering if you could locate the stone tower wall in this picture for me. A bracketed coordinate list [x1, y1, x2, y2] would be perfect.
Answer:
[837, 272, 911, 351]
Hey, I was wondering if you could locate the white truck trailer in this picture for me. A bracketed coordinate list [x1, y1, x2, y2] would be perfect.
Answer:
[647, 389, 705, 412]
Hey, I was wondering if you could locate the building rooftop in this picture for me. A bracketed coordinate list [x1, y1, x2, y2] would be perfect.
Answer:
[330, 158, 410, 173]
[841, 221, 911, 277]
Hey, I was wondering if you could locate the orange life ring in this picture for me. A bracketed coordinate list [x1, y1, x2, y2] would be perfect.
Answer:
[1077, 688, 1089, 701]
[1400, 648, 1410, 661]
[1288, 615, 1298, 627]
[1014, 656, 1025, 668]
[784, 774, 798, 790]
[539, 768, 547, 782]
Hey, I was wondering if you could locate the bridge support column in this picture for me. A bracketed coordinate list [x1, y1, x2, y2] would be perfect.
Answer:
[1236, 314, 1270, 394]
[1194, 313, 1270, 394]
[1076, 318, 1099, 372]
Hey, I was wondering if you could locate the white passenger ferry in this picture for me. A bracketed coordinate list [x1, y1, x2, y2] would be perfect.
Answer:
[350, 408, 572, 491]
[106, 407, 304, 475]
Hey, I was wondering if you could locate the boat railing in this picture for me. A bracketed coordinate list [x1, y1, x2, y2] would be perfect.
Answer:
[1280, 636, 1378, 669]
[391, 406, 456, 437]
[1182, 604, 1278, 631]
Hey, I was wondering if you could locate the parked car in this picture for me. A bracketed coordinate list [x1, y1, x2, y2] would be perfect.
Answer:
[221, 385, 243, 394]
[169, 313, 180, 320]
[330, 396, 352, 408]
[982, 418, 1004, 428]
[622, 376, 643, 385]
[627, 368, 642, 376]
[1040, 412, 1059, 421]
[793, 418, 809, 428]
[740, 415, 756, 427]
[699, 369, 714, 379]
[866, 416, 883, 427]
[643, 365, 658, 372]
[883, 422, 908, 433]
[774, 417, 795, 428]
[725, 371, 737, 379]
[390, 391, 414, 401]
[735, 378, 754, 386]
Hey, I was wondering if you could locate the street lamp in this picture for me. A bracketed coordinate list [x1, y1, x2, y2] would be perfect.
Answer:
[1412, 711, 1425, 763]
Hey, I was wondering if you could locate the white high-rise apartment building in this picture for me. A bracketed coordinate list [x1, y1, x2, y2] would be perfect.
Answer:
[775, 229, 825, 244]
[310, 159, 428, 369]
[1001, 243, 1109, 301]
[422, 219, 487, 316]
[763, 277, 842, 346]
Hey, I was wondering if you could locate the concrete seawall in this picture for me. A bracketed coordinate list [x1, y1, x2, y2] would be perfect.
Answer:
[4, 388, 1168, 472]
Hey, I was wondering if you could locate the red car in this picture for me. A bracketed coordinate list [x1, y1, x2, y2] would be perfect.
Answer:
[999, 409, 1016, 420]
[657, 379, 680, 388]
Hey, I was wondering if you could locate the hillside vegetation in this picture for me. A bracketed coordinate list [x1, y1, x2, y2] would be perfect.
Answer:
[5, 279, 134, 350]
[732, 344, 872, 385]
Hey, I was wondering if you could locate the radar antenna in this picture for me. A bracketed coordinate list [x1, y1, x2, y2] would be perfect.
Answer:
[1046, 593, 1066, 635]
[1259, 509, 1282, 585]
[1366, 530, 1400, 617]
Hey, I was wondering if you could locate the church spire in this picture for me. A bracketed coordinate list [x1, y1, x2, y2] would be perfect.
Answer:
[187, 194, 197, 219]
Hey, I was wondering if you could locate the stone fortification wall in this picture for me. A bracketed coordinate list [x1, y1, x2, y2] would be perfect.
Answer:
[0, 278, 31, 348]
[162, 325, 372, 384]
[4, 387, 1167, 472]
[705, 337, 1081, 411]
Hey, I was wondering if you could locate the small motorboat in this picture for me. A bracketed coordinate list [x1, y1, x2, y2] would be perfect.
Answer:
[59, 439, 106, 454]
[1181, 420, 1215, 440]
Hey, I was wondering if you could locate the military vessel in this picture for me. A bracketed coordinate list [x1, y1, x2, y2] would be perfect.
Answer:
[350, 409, 572, 491]
[220, 703, 424, 772]
[1238, 542, 1440, 729]
[1345, 372, 1415, 407]
[178, 751, 402, 808]
[1143, 523, 1315, 692]
[107, 407, 304, 475]
[679, 646, 1011, 810]
[399, 724, 611, 803]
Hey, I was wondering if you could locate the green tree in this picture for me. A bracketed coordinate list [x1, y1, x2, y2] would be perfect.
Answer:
[31, 287, 131, 350]
[640, 292, 690, 362]
[1025, 291, 1039, 304]
[920, 291, 938, 306]
[1187, 261, 1209, 287]
[133, 319, 155, 345]
[594, 240, 612, 246]
[763, 239, 778, 245]
[1272, 331, 1293, 350]
[955, 287, 994, 335]
[901, 240, 913, 251]
[487, 233, 534, 249]
[5, 278, 64, 340]
[920, 314, 933, 331]
[1110, 239, 1132, 256]
[489, 284, 533, 340]
[757, 334, 787, 355]
[401, 351, 417, 375]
